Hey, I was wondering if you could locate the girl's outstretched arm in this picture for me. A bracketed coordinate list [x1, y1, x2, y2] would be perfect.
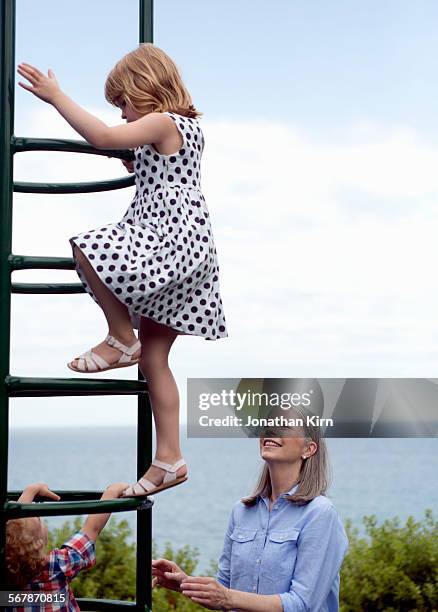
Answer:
[17, 62, 171, 150]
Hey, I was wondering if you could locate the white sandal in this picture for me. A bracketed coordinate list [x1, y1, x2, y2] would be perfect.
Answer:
[67, 334, 141, 373]
[122, 458, 188, 497]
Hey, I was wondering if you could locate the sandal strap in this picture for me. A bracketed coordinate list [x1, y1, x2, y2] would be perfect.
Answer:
[105, 334, 141, 357]
[119, 343, 141, 363]
[76, 355, 86, 372]
[133, 477, 156, 495]
[89, 351, 110, 370]
[70, 336, 141, 372]
[152, 458, 186, 473]
[124, 461, 187, 496]
[76, 350, 109, 372]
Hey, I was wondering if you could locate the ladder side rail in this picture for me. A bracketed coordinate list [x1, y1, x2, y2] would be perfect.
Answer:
[0, 0, 16, 590]
[1, 4, 155, 609]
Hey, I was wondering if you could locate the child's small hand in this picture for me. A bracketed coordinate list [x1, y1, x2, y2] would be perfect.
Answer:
[18, 482, 61, 503]
[17, 63, 62, 104]
[101, 482, 130, 500]
[82, 483, 129, 542]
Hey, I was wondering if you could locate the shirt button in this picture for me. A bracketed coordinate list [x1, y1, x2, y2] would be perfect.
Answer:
[238, 534, 243, 538]
[273, 505, 278, 510]
[256, 559, 261, 564]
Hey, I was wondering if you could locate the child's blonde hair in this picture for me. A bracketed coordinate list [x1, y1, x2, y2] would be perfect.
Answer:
[105, 43, 202, 119]
[6, 518, 47, 587]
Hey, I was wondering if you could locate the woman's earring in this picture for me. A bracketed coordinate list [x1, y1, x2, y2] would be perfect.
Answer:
[302, 455, 307, 459]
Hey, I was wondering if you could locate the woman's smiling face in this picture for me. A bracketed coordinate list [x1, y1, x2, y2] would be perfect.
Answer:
[259, 427, 315, 464]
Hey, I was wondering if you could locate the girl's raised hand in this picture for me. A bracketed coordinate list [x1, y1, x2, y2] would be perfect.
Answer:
[122, 159, 135, 173]
[17, 63, 61, 104]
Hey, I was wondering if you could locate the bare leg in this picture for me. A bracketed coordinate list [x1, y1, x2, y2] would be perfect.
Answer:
[136, 317, 187, 486]
[70, 246, 140, 368]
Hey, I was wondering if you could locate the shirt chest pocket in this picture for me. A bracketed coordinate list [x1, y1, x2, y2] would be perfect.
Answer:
[229, 528, 258, 576]
[263, 528, 300, 580]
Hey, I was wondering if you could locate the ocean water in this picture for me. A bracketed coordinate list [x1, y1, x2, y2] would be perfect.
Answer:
[7, 428, 438, 572]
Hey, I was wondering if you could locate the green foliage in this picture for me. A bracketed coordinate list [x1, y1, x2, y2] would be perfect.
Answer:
[46, 511, 438, 611]
[340, 509, 438, 612]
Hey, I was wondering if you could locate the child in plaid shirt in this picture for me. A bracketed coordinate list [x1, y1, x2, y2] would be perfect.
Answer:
[6, 481, 129, 611]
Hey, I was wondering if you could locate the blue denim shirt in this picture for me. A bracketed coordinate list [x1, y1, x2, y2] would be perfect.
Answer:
[216, 485, 348, 612]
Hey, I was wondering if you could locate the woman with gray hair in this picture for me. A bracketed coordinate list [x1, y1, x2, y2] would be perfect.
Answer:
[153, 409, 348, 611]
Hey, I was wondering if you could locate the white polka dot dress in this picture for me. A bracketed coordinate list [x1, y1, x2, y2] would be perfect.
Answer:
[70, 111, 228, 340]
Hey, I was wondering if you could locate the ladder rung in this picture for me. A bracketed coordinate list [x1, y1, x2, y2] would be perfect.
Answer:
[10, 255, 75, 271]
[76, 599, 138, 611]
[14, 176, 135, 194]
[12, 136, 135, 161]
[6, 376, 147, 397]
[12, 283, 84, 294]
[4, 497, 153, 519]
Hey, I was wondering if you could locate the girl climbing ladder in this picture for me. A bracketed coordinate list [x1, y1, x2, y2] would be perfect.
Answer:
[17, 42, 228, 498]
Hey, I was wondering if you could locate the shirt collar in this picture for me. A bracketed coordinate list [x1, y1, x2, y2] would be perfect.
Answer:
[284, 482, 300, 496]
[260, 481, 300, 504]
[284, 482, 300, 495]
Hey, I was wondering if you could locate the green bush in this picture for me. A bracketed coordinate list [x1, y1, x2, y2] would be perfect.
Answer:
[47, 511, 438, 611]
[340, 509, 437, 612]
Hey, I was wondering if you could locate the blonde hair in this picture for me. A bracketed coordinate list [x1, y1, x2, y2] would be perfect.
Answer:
[242, 406, 331, 506]
[105, 43, 202, 119]
[6, 518, 47, 588]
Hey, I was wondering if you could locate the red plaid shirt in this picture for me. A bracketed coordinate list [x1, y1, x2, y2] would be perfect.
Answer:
[8, 531, 96, 612]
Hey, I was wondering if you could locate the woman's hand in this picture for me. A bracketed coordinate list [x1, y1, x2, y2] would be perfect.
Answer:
[152, 558, 188, 592]
[180, 576, 232, 610]
[17, 63, 62, 104]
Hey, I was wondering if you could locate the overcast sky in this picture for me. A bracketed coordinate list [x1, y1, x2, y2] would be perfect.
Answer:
[9, 0, 438, 427]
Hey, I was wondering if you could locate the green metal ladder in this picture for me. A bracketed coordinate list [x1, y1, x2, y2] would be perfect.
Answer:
[1, 1, 155, 609]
